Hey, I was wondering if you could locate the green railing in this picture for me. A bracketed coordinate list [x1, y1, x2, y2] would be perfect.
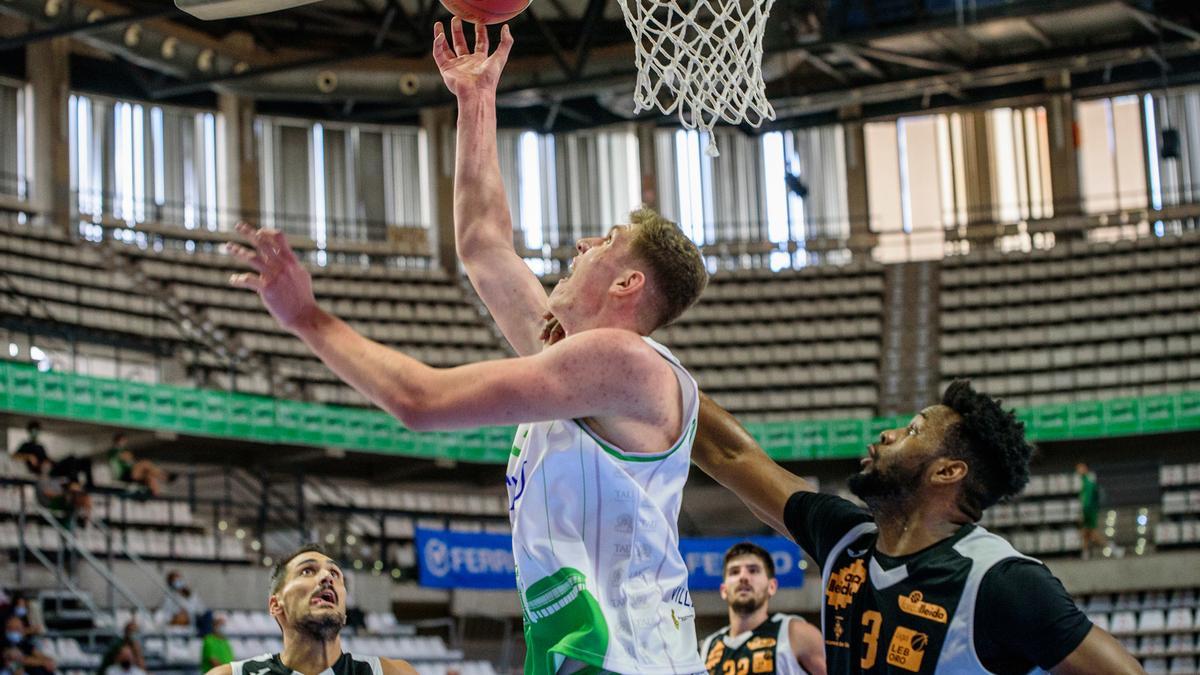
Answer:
[2, 360, 1198, 463]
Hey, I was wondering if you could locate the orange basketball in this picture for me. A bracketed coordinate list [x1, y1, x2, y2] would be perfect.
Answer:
[439, 0, 530, 24]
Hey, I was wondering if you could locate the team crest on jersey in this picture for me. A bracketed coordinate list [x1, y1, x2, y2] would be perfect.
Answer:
[898, 590, 947, 623]
[825, 558, 867, 610]
[746, 636, 776, 650]
[886, 625, 928, 672]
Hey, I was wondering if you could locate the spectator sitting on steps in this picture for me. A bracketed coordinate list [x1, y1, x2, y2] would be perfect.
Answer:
[105, 434, 170, 497]
[97, 621, 144, 675]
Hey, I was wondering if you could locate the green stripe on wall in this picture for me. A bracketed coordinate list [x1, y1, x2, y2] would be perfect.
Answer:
[1, 361, 1197, 464]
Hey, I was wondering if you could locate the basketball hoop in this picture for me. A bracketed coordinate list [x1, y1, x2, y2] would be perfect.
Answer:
[616, 0, 776, 157]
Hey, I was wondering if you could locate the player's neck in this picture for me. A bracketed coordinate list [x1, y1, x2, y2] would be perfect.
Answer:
[728, 605, 770, 636]
[873, 504, 967, 557]
[278, 633, 342, 675]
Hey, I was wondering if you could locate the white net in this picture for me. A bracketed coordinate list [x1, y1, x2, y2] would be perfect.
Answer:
[616, 0, 776, 156]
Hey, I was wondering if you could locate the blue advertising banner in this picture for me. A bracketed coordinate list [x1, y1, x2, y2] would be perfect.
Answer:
[415, 527, 517, 589]
[416, 528, 805, 592]
[679, 536, 805, 591]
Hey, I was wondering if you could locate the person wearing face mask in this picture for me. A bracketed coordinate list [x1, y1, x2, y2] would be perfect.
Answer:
[201, 615, 235, 672]
[3, 617, 53, 675]
[97, 621, 144, 675]
[161, 571, 208, 630]
[102, 645, 145, 675]
[206, 544, 416, 675]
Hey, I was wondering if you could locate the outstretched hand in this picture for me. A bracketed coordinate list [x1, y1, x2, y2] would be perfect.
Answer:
[432, 18, 514, 99]
[225, 222, 319, 334]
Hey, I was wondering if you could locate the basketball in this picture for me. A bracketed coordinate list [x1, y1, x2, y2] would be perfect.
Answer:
[438, 0, 530, 25]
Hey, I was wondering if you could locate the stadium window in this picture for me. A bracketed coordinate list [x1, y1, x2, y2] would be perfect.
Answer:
[0, 79, 29, 202]
[69, 93, 222, 232]
[986, 106, 1054, 223]
[1076, 96, 1149, 214]
[865, 116, 953, 262]
[1146, 86, 1200, 213]
[760, 126, 850, 269]
[258, 116, 430, 250]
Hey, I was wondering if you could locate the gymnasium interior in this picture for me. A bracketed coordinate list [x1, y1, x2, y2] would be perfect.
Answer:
[1, 0, 1199, 672]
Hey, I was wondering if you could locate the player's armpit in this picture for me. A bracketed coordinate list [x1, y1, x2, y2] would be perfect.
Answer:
[691, 393, 815, 538]
[380, 657, 419, 675]
[1050, 626, 1146, 675]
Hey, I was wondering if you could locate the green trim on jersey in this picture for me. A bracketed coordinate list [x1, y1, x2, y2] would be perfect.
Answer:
[522, 567, 611, 675]
[574, 417, 697, 463]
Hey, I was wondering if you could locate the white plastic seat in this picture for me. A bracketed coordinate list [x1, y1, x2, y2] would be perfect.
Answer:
[1110, 611, 1137, 635]
[1166, 608, 1194, 631]
[1140, 609, 1167, 633]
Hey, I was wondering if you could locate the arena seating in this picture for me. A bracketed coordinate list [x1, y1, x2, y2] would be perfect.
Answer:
[978, 471, 1084, 556]
[1081, 588, 1200, 673]
[940, 234, 1200, 409]
[1156, 463, 1200, 550]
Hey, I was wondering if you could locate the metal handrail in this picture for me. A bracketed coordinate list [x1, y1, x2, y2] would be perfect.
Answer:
[28, 500, 150, 616]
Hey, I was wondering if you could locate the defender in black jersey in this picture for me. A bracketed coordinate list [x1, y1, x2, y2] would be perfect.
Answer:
[692, 381, 1144, 674]
[701, 542, 825, 675]
[203, 544, 416, 675]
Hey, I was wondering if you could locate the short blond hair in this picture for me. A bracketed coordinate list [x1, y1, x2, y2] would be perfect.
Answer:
[627, 207, 708, 329]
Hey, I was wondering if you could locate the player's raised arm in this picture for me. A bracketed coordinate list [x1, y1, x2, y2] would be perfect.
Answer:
[433, 18, 549, 356]
[691, 393, 816, 538]
[226, 223, 673, 431]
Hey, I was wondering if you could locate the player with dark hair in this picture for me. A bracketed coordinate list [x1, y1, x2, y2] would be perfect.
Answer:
[204, 544, 416, 675]
[691, 380, 1144, 674]
[701, 542, 825, 675]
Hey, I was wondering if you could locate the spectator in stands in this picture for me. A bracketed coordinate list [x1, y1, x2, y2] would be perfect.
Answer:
[161, 571, 210, 633]
[3, 617, 53, 675]
[11, 422, 50, 477]
[3, 596, 42, 638]
[1, 645, 22, 675]
[1077, 462, 1111, 559]
[36, 478, 91, 529]
[101, 645, 145, 675]
[202, 544, 417, 675]
[11, 422, 94, 488]
[97, 621, 144, 675]
[200, 616, 234, 672]
[105, 434, 168, 497]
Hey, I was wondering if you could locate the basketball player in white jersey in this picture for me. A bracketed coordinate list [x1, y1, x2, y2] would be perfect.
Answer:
[700, 542, 825, 675]
[225, 17, 709, 674]
[204, 544, 416, 675]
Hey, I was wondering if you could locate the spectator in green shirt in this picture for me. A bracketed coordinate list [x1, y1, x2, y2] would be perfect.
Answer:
[106, 434, 169, 497]
[1077, 462, 1109, 559]
[200, 616, 234, 672]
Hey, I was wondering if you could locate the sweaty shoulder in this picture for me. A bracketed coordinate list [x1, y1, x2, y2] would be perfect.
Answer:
[379, 658, 418, 675]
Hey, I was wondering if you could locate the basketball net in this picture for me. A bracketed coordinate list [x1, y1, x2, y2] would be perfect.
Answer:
[616, 0, 776, 157]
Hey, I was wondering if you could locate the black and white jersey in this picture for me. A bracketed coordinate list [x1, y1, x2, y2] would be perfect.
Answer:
[700, 614, 809, 675]
[784, 492, 1093, 675]
[230, 653, 382, 675]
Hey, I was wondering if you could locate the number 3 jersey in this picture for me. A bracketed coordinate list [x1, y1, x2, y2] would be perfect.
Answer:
[506, 337, 705, 675]
[700, 614, 811, 675]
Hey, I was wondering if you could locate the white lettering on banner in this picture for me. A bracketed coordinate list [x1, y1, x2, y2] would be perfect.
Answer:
[685, 551, 726, 577]
[684, 548, 796, 578]
[424, 536, 516, 579]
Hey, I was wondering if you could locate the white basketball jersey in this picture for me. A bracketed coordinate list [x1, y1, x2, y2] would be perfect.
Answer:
[505, 336, 704, 675]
